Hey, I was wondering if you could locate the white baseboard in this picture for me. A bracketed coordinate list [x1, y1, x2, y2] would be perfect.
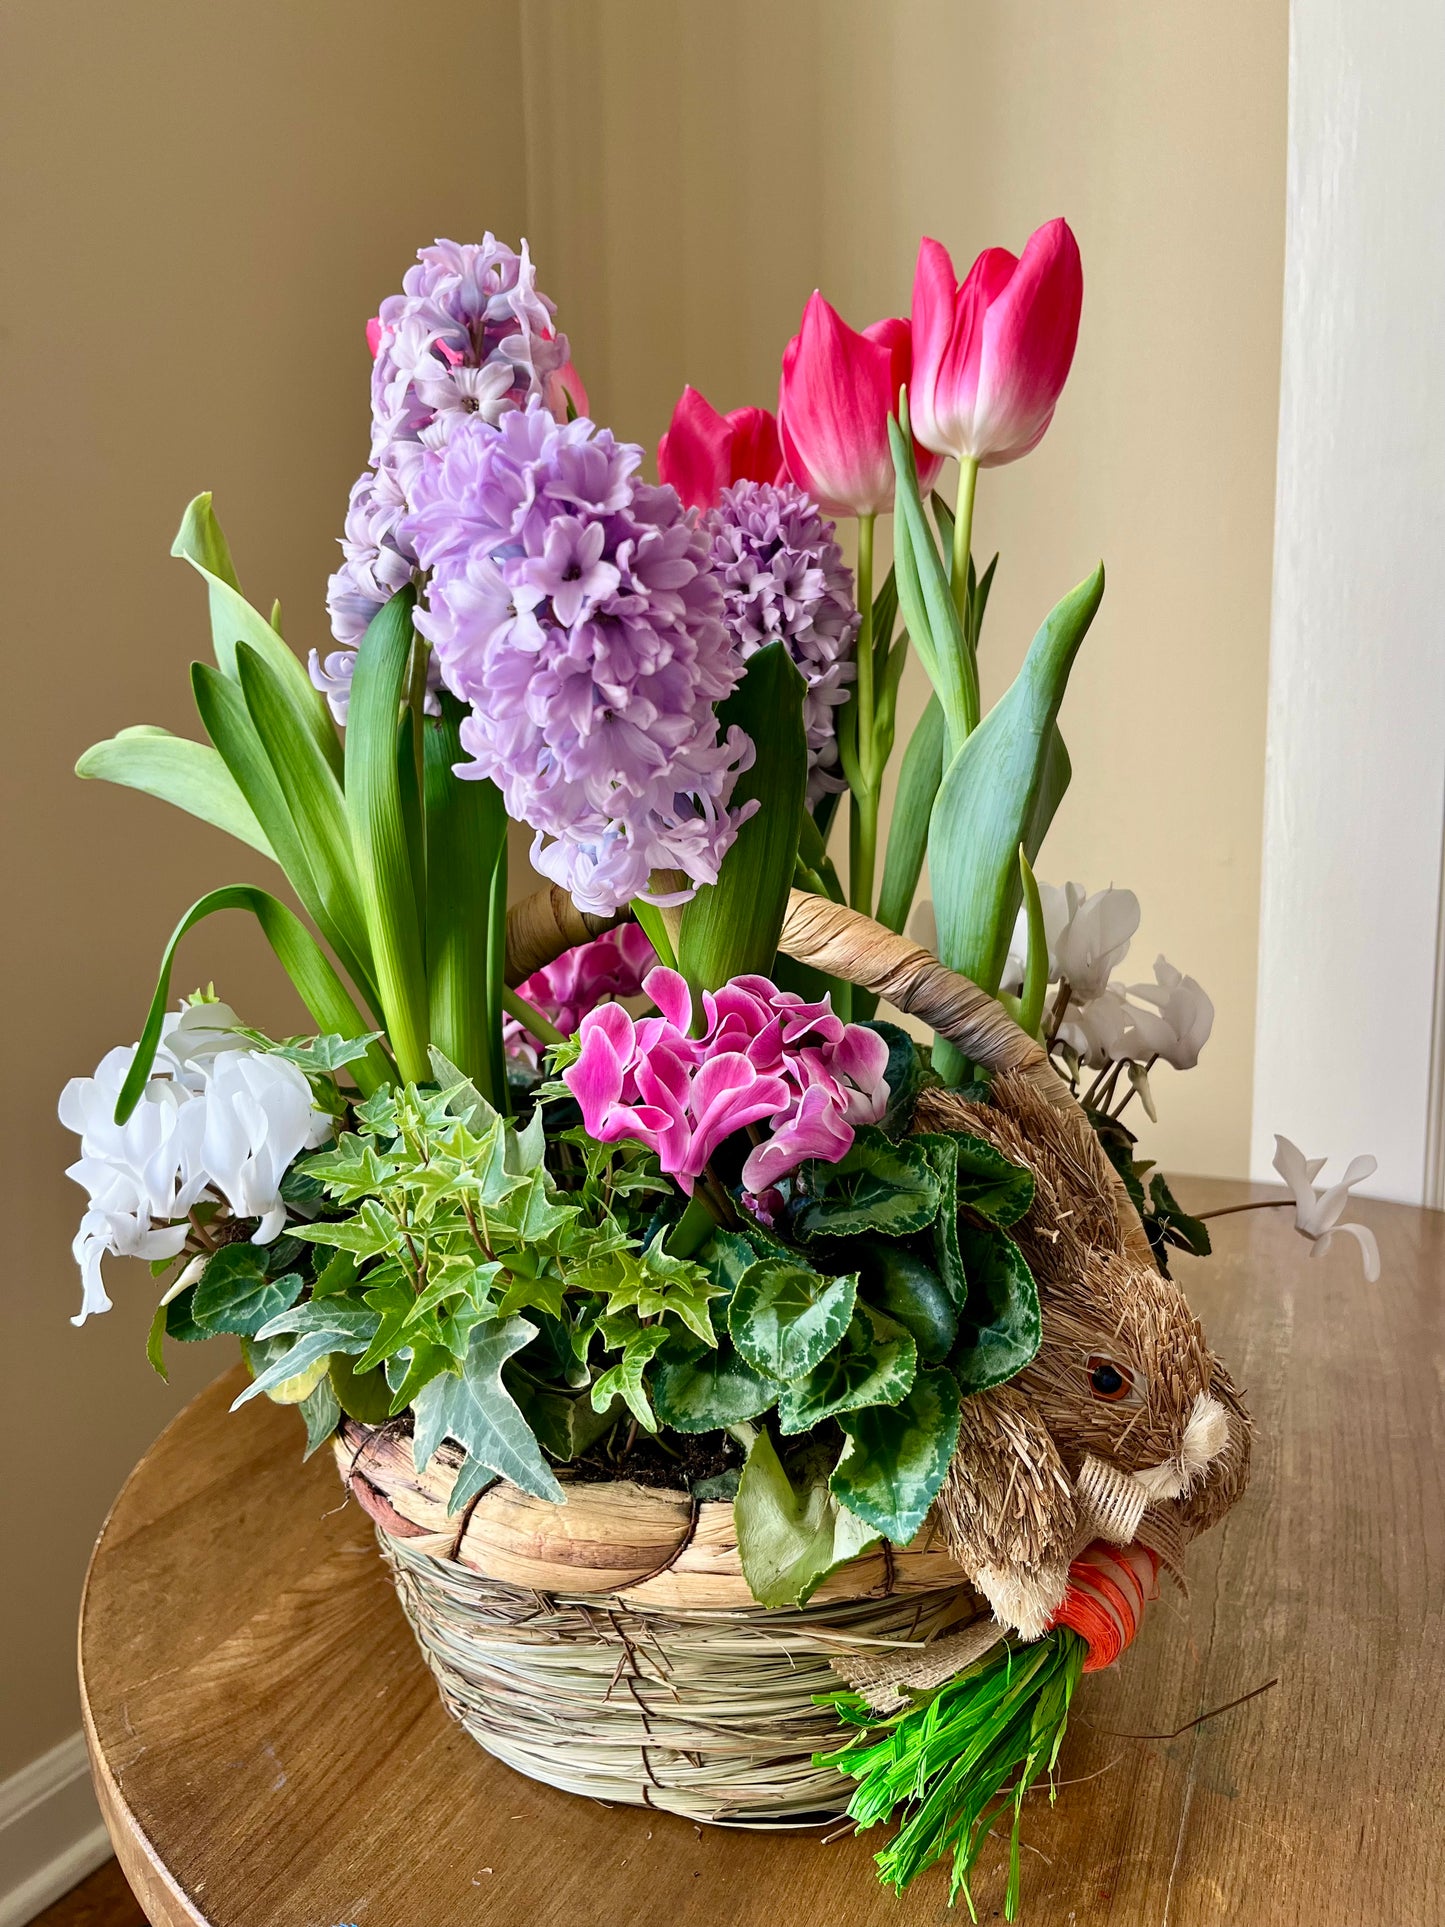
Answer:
[0, 1734, 111, 1927]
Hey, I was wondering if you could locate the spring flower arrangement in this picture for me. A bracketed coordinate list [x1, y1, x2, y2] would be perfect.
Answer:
[63, 226, 1376, 1915]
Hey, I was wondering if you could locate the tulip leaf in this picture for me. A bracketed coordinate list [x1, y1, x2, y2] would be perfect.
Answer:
[172, 493, 342, 778]
[113, 884, 393, 1123]
[927, 565, 1102, 1082]
[76, 727, 276, 859]
[876, 693, 945, 935]
[346, 591, 431, 1085]
[950, 1224, 1042, 1394]
[424, 697, 508, 1102]
[793, 1127, 942, 1241]
[411, 1316, 563, 1507]
[678, 641, 807, 993]
[831, 1365, 961, 1544]
[775, 1303, 917, 1434]
[734, 1429, 880, 1608]
[889, 412, 976, 751]
[652, 1333, 781, 1433]
[729, 1260, 858, 1382]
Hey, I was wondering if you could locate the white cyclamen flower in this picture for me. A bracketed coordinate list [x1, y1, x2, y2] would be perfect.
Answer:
[199, 1051, 332, 1243]
[1272, 1135, 1380, 1281]
[59, 1015, 333, 1323]
[1001, 881, 1139, 1000]
[1054, 984, 1154, 1068]
[1125, 955, 1215, 1070]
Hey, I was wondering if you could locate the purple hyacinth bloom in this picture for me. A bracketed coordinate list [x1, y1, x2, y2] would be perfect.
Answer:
[705, 480, 859, 804]
[404, 401, 756, 916]
[317, 237, 572, 718]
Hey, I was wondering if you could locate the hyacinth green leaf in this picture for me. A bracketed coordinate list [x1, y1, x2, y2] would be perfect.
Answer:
[234, 641, 375, 990]
[794, 1126, 942, 1241]
[734, 1430, 880, 1608]
[775, 1303, 917, 1434]
[191, 1243, 302, 1337]
[950, 1224, 1042, 1393]
[424, 697, 508, 1101]
[75, 727, 276, 859]
[345, 590, 431, 1085]
[172, 493, 341, 776]
[831, 1366, 961, 1544]
[678, 641, 808, 993]
[928, 567, 1102, 1007]
[729, 1261, 857, 1382]
[651, 1334, 780, 1434]
[411, 1316, 563, 1507]
[876, 693, 945, 936]
[113, 885, 393, 1123]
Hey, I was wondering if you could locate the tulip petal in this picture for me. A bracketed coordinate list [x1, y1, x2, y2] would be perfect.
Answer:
[658, 385, 734, 511]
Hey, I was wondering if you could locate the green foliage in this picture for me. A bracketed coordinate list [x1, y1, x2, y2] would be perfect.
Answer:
[1087, 1109, 1212, 1275]
[75, 726, 275, 858]
[412, 1317, 562, 1507]
[678, 642, 808, 992]
[950, 1225, 1042, 1394]
[733, 1430, 879, 1608]
[728, 1259, 857, 1381]
[776, 1303, 917, 1434]
[191, 1242, 303, 1337]
[830, 1366, 961, 1543]
[793, 1128, 942, 1240]
[859, 1243, 957, 1364]
[868, 1022, 932, 1136]
[817, 1627, 1085, 1916]
[651, 1335, 780, 1433]
[875, 694, 945, 936]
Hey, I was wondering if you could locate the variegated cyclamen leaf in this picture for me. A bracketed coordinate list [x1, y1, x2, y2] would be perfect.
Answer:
[830, 1367, 961, 1544]
[652, 1335, 781, 1434]
[951, 1225, 1042, 1393]
[793, 1127, 942, 1241]
[775, 1304, 917, 1435]
[728, 1261, 857, 1382]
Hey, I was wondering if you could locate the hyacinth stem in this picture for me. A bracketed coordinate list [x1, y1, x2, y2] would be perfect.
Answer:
[849, 514, 879, 917]
[951, 457, 980, 632]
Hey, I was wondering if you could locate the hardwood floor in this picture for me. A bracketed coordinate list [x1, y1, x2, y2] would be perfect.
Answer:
[31, 1860, 146, 1927]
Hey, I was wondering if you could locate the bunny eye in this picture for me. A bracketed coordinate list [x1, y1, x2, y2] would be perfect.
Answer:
[1087, 1356, 1137, 1403]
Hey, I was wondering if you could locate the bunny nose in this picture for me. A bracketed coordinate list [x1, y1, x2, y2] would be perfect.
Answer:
[1130, 1394, 1230, 1502]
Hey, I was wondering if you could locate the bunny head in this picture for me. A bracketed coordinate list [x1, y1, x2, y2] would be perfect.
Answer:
[915, 1069, 1251, 1638]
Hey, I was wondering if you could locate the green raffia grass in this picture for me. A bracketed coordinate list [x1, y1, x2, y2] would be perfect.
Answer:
[813, 1627, 1086, 1919]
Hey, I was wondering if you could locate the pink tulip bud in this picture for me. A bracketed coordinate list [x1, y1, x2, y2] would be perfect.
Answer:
[777, 294, 942, 519]
[657, 386, 785, 511]
[544, 356, 590, 422]
[910, 218, 1083, 467]
[365, 316, 383, 360]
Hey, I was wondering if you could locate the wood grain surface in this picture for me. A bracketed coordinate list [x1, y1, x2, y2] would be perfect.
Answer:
[79, 1179, 1445, 1926]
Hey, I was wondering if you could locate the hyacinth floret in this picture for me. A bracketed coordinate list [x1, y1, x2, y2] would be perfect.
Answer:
[318, 236, 572, 718]
[705, 480, 860, 803]
[405, 401, 756, 915]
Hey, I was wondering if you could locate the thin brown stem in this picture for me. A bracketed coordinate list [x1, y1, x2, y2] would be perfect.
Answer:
[1195, 1197, 1293, 1222]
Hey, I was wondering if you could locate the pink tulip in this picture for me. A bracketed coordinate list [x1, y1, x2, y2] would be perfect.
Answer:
[657, 386, 785, 511]
[544, 356, 590, 422]
[777, 295, 943, 519]
[909, 219, 1083, 467]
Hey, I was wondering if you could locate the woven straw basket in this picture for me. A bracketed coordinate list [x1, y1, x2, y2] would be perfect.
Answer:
[332, 888, 1154, 1825]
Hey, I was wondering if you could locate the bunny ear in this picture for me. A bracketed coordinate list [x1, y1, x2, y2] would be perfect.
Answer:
[936, 1383, 1077, 1640]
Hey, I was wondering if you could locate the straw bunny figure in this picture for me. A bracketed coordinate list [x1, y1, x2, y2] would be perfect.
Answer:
[915, 1069, 1252, 1639]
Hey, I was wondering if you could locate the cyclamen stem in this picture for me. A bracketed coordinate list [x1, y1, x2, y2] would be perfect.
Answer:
[1195, 1197, 1294, 1222]
[500, 985, 563, 1048]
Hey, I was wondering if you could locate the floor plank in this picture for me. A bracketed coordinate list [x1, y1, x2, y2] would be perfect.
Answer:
[30, 1859, 146, 1927]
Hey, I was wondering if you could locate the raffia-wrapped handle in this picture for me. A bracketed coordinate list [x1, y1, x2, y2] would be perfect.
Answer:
[503, 885, 1154, 1265]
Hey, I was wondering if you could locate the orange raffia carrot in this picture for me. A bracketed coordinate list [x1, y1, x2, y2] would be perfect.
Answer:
[1049, 1542, 1160, 1673]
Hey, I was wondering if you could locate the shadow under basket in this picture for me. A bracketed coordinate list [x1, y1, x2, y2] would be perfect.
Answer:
[336, 1420, 987, 1825]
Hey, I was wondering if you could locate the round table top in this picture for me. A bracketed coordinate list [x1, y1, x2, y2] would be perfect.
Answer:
[80, 1178, 1445, 1926]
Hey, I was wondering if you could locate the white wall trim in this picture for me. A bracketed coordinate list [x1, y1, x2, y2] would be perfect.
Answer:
[1252, 0, 1445, 1204]
[0, 1734, 109, 1927]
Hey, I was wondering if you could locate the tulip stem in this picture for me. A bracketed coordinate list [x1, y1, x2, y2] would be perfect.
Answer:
[849, 513, 879, 916]
[951, 458, 979, 629]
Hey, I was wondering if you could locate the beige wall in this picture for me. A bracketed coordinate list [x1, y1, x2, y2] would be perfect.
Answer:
[1, 0, 1285, 1784]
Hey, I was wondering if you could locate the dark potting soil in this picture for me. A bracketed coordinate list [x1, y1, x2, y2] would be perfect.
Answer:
[569, 1427, 742, 1492]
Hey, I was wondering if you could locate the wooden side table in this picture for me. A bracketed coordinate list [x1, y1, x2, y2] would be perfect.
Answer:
[79, 1180, 1445, 1925]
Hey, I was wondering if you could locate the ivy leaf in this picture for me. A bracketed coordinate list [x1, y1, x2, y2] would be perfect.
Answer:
[728, 1260, 857, 1381]
[411, 1316, 562, 1506]
[775, 1304, 917, 1434]
[355, 1276, 430, 1375]
[298, 1372, 342, 1458]
[310, 1247, 360, 1297]
[329, 1353, 394, 1423]
[831, 1366, 961, 1543]
[234, 1301, 378, 1406]
[734, 1430, 879, 1608]
[291, 1198, 403, 1258]
[302, 1134, 399, 1204]
[951, 1224, 1042, 1393]
[145, 1300, 170, 1379]
[191, 1244, 302, 1337]
[652, 1334, 780, 1433]
[589, 1323, 669, 1432]
[580, 1230, 724, 1346]
[489, 1170, 579, 1244]
[385, 1339, 455, 1414]
[793, 1127, 941, 1241]
[496, 1251, 567, 1321]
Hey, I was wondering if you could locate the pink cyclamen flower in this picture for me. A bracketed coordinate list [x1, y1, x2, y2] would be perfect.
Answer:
[657, 386, 786, 511]
[563, 968, 889, 1194]
[504, 924, 657, 1072]
[777, 295, 943, 518]
[909, 219, 1083, 467]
